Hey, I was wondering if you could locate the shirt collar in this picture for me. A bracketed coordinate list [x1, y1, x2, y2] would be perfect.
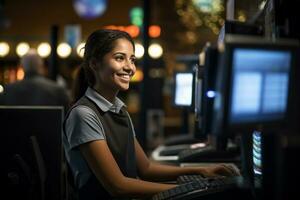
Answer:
[85, 87, 125, 113]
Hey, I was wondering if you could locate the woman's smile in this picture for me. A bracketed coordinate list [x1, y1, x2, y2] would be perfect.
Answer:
[116, 73, 131, 82]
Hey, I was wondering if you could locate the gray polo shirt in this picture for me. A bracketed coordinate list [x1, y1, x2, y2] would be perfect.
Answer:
[63, 87, 136, 188]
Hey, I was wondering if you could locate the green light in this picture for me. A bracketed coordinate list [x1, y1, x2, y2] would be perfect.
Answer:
[130, 7, 143, 27]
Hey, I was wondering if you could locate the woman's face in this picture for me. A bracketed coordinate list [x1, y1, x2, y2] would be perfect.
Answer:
[96, 38, 136, 92]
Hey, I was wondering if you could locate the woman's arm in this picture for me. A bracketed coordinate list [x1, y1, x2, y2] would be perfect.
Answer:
[135, 139, 239, 182]
[79, 140, 177, 198]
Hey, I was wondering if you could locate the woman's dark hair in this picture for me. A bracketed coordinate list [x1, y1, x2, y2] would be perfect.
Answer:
[72, 29, 135, 104]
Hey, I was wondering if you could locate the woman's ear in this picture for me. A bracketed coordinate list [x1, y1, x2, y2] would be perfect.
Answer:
[89, 58, 98, 71]
[85, 59, 97, 87]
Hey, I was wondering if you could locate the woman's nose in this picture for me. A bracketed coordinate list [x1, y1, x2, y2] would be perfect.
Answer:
[125, 60, 135, 70]
[124, 63, 135, 76]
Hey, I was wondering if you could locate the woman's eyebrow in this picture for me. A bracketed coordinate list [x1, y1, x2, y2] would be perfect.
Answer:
[112, 52, 126, 56]
[113, 52, 135, 58]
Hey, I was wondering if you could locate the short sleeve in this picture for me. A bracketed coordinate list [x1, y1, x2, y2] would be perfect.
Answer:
[65, 105, 105, 149]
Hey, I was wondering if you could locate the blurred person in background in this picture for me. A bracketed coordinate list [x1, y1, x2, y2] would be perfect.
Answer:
[0, 49, 70, 111]
[63, 29, 239, 200]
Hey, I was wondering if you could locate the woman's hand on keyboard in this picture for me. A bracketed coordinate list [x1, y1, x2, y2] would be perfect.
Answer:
[219, 164, 241, 176]
[197, 164, 240, 178]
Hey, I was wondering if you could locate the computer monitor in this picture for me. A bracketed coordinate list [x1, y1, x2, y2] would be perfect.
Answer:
[196, 46, 220, 140]
[212, 35, 298, 137]
[0, 106, 64, 200]
[210, 35, 298, 197]
[172, 71, 194, 107]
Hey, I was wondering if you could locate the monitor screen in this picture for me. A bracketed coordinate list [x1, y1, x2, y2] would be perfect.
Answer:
[229, 48, 291, 124]
[174, 72, 194, 107]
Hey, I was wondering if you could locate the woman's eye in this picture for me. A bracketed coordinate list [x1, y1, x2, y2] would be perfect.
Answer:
[130, 58, 136, 64]
[115, 56, 124, 61]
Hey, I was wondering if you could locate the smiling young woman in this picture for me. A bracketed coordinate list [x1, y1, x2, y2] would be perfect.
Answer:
[93, 38, 136, 100]
[63, 29, 239, 200]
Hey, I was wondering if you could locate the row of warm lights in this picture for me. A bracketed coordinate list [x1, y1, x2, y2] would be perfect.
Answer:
[0, 41, 163, 59]
[135, 43, 163, 59]
[0, 62, 145, 94]
[0, 42, 84, 58]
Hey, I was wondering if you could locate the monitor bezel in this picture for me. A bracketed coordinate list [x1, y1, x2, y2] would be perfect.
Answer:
[199, 46, 219, 137]
[193, 64, 204, 117]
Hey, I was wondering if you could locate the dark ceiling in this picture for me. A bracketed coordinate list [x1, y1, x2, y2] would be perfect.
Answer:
[0, 0, 141, 39]
[0, 0, 263, 62]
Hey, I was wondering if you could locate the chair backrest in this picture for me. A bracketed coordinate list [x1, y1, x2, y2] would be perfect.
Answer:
[29, 135, 47, 200]
[7, 154, 34, 199]
[0, 106, 64, 200]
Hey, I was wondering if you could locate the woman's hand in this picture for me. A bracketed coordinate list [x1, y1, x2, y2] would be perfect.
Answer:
[198, 164, 241, 178]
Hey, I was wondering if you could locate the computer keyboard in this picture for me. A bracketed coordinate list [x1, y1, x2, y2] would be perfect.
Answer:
[151, 181, 207, 200]
[177, 174, 206, 184]
[151, 176, 240, 200]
